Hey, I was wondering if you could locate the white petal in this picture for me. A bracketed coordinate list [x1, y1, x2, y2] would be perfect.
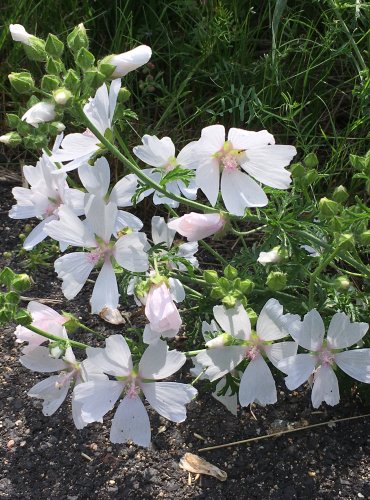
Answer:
[86, 334, 132, 377]
[257, 298, 298, 341]
[152, 181, 180, 207]
[278, 354, 316, 390]
[143, 324, 162, 344]
[139, 339, 186, 380]
[213, 303, 251, 340]
[199, 125, 225, 151]
[311, 365, 340, 408]
[108, 78, 121, 124]
[335, 349, 370, 383]
[114, 232, 149, 272]
[228, 128, 275, 149]
[286, 310, 325, 351]
[151, 216, 175, 247]
[326, 312, 368, 349]
[169, 278, 186, 303]
[114, 210, 143, 234]
[20, 346, 66, 372]
[264, 341, 298, 368]
[23, 218, 52, 250]
[141, 381, 197, 422]
[78, 157, 110, 198]
[195, 346, 245, 382]
[45, 205, 96, 247]
[50, 133, 99, 163]
[83, 83, 109, 134]
[109, 174, 138, 207]
[71, 391, 88, 429]
[239, 355, 277, 406]
[90, 261, 119, 314]
[74, 379, 123, 422]
[54, 253, 95, 299]
[110, 395, 151, 447]
[195, 161, 220, 206]
[212, 378, 238, 416]
[28, 375, 69, 416]
[221, 170, 268, 215]
[240, 145, 296, 189]
[133, 135, 174, 167]
[84, 194, 117, 242]
[176, 141, 199, 170]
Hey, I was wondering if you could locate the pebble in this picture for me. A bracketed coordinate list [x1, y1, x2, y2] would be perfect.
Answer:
[7, 440, 15, 449]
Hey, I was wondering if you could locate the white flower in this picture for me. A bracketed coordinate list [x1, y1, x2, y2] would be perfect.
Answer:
[188, 125, 296, 215]
[78, 157, 143, 234]
[168, 212, 225, 242]
[257, 247, 281, 265]
[9, 140, 85, 250]
[74, 336, 197, 447]
[278, 310, 370, 408]
[14, 301, 67, 354]
[44, 195, 149, 314]
[132, 135, 198, 207]
[107, 45, 152, 78]
[9, 24, 32, 45]
[22, 102, 56, 128]
[195, 299, 298, 406]
[19, 328, 100, 429]
[50, 79, 121, 172]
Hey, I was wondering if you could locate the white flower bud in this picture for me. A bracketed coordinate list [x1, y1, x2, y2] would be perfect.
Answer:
[9, 24, 32, 46]
[105, 45, 152, 78]
[21, 102, 56, 128]
[53, 89, 72, 105]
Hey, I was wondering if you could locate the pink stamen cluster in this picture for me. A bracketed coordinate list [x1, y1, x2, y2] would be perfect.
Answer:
[85, 241, 114, 264]
[318, 348, 335, 367]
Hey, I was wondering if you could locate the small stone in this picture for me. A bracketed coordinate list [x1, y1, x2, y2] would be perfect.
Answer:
[7, 440, 15, 449]
[357, 494, 364, 498]
[14, 420, 22, 427]
[108, 480, 115, 485]
[90, 443, 98, 451]
[308, 471, 316, 477]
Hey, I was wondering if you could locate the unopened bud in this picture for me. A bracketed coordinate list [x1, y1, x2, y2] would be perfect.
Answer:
[205, 333, 233, 348]
[41, 74, 60, 92]
[46, 57, 64, 75]
[303, 169, 319, 186]
[75, 47, 95, 70]
[53, 88, 72, 105]
[50, 122, 66, 133]
[239, 279, 254, 295]
[304, 152, 318, 168]
[203, 270, 219, 284]
[334, 275, 351, 291]
[0, 132, 21, 146]
[222, 294, 237, 308]
[319, 197, 340, 217]
[290, 162, 305, 178]
[246, 307, 257, 327]
[337, 233, 354, 250]
[67, 23, 89, 53]
[24, 37, 47, 62]
[118, 87, 131, 103]
[45, 33, 64, 58]
[8, 72, 34, 93]
[332, 185, 349, 203]
[224, 265, 238, 280]
[266, 271, 287, 291]
[64, 69, 80, 92]
[359, 230, 370, 246]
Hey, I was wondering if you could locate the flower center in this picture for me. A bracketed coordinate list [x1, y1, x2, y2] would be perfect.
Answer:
[318, 348, 335, 367]
[162, 156, 177, 173]
[55, 366, 79, 389]
[214, 141, 243, 172]
[245, 345, 260, 360]
[85, 241, 113, 265]
[43, 194, 62, 217]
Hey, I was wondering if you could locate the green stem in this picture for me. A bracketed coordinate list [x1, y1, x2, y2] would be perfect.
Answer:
[308, 246, 343, 309]
[27, 325, 89, 349]
[77, 323, 105, 340]
[230, 224, 268, 236]
[185, 349, 205, 357]
[199, 240, 229, 266]
[181, 283, 203, 299]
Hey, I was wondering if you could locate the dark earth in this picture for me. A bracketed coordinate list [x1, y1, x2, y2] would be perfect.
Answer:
[0, 178, 369, 500]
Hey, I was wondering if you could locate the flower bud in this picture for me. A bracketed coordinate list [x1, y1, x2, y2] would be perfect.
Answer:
[118, 87, 131, 103]
[302, 169, 319, 186]
[332, 185, 349, 203]
[224, 265, 238, 280]
[83, 68, 106, 92]
[290, 162, 305, 178]
[21, 101, 56, 128]
[50, 344, 63, 359]
[9, 24, 32, 45]
[62, 312, 80, 333]
[205, 333, 233, 348]
[53, 88, 72, 105]
[222, 294, 237, 308]
[67, 23, 89, 53]
[49, 122, 66, 133]
[8, 72, 34, 93]
[64, 69, 80, 92]
[349, 153, 367, 170]
[0, 132, 22, 146]
[359, 230, 370, 246]
[6, 114, 20, 128]
[266, 271, 287, 291]
[319, 197, 340, 218]
[24, 38, 47, 62]
[75, 47, 95, 70]
[337, 233, 354, 250]
[239, 279, 254, 295]
[334, 275, 351, 291]
[12, 273, 32, 293]
[246, 307, 258, 327]
[168, 212, 226, 242]
[203, 270, 219, 284]
[46, 57, 64, 75]
[102, 45, 152, 78]
[210, 286, 224, 300]
[257, 246, 282, 265]
[45, 33, 64, 58]
[304, 152, 318, 168]
[41, 74, 60, 92]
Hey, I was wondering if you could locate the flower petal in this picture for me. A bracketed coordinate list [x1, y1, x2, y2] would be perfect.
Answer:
[213, 303, 251, 340]
[74, 379, 124, 423]
[44, 205, 96, 247]
[78, 157, 110, 198]
[114, 232, 149, 272]
[335, 349, 370, 383]
[228, 128, 275, 149]
[90, 261, 119, 314]
[20, 346, 66, 372]
[212, 378, 238, 416]
[239, 355, 277, 406]
[139, 339, 186, 380]
[311, 365, 340, 408]
[264, 341, 298, 368]
[278, 353, 316, 390]
[141, 381, 197, 422]
[326, 312, 368, 349]
[23, 217, 53, 250]
[221, 170, 268, 215]
[28, 375, 69, 416]
[86, 334, 133, 377]
[54, 253, 95, 300]
[151, 216, 175, 247]
[109, 174, 138, 207]
[84, 194, 117, 243]
[257, 298, 298, 341]
[285, 309, 325, 351]
[110, 395, 151, 447]
[195, 161, 220, 207]
[195, 346, 245, 382]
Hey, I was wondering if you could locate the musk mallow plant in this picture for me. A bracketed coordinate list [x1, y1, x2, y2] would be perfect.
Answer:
[1, 23, 369, 449]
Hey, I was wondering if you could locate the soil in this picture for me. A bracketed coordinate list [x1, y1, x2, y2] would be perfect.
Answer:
[0, 181, 369, 500]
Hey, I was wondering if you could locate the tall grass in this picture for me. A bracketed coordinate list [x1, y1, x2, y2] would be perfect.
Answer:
[1, 0, 369, 183]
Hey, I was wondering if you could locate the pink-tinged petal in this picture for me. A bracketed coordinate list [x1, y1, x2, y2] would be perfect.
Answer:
[109, 174, 138, 207]
[257, 298, 299, 341]
[326, 312, 368, 349]
[28, 375, 69, 416]
[239, 355, 277, 406]
[228, 128, 275, 149]
[335, 349, 370, 383]
[78, 157, 110, 198]
[84, 195, 117, 243]
[168, 212, 225, 242]
[20, 346, 66, 373]
[221, 169, 268, 215]
[74, 379, 124, 423]
[86, 334, 132, 377]
[23, 218, 53, 250]
[195, 346, 245, 382]
[196, 161, 220, 207]
[286, 309, 325, 351]
[278, 353, 317, 390]
[54, 253, 95, 300]
[151, 216, 175, 247]
[264, 341, 298, 368]
[90, 261, 119, 314]
[45, 205, 96, 247]
[145, 283, 182, 334]
[213, 303, 251, 340]
[141, 381, 197, 422]
[114, 232, 149, 272]
[110, 395, 151, 447]
[311, 365, 340, 408]
[212, 378, 238, 416]
[240, 145, 296, 189]
[139, 339, 186, 380]
[143, 324, 162, 344]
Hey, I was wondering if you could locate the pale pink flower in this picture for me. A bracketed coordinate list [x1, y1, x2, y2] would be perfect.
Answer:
[107, 45, 152, 78]
[22, 102, 56, 128]
[168, 212, 225, 242]
[74, 336, 197, 447]
[278, 310, 370, 408]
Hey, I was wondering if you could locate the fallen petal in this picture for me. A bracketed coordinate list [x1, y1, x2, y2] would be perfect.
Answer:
[179, 453, 227, 481]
